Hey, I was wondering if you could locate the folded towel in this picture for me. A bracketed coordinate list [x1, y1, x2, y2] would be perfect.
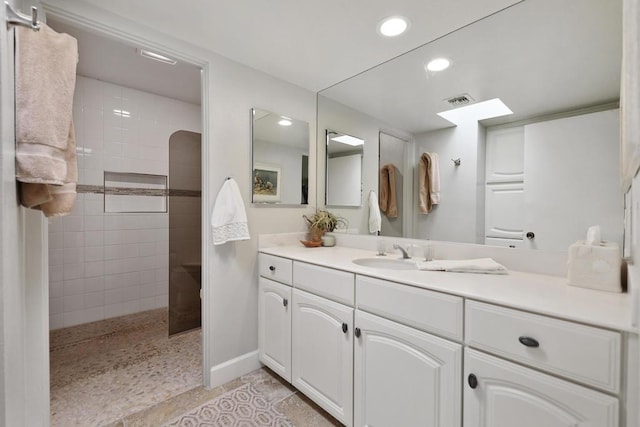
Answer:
[417, 258, 508, 274]
[379, 164, 398, 218]
[419, 152, 441, 214]
[15, 24, 78, 185]
[429, 152, 440, 205]
[368, 191, 382, 234]
[211, 178, 250, 245]
[419, 153, 432, 213]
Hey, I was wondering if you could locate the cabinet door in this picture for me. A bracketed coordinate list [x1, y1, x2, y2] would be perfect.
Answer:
[258, 278, 292, 382]
[464, 349, 619, 427]
[292, 289, 353, 426]
[354, 310, 462, 427]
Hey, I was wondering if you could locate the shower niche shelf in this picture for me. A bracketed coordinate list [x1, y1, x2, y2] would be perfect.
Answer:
[104, 171, 167, 213]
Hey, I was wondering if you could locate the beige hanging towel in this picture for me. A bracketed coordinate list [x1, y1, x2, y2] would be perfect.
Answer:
[419, 152, 441, 214]
[15, 24, 78, 217]
[379, 164, 398, 218]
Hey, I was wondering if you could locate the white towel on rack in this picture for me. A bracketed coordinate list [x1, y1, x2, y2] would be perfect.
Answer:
[416, 258, 507, 274]
[429, 152, 440, 205]
[368, 190, 382, 234]
[211, 178, 250, 245]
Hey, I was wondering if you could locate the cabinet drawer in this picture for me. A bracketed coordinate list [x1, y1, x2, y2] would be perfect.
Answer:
[356, 275, 463, 341]
[465, 300, 621, 393]
[293, 262, 354, 306]
[258, 253, 292, 285]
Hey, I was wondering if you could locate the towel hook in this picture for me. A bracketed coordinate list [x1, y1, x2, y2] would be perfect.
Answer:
[5, 2, 40, 31]
[451, 158, 461, 166]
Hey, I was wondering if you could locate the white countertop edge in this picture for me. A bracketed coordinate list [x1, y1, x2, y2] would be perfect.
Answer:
[259, 245, 635, 333]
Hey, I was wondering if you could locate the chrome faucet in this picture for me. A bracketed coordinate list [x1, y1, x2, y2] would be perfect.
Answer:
[392, 244, 411, 259]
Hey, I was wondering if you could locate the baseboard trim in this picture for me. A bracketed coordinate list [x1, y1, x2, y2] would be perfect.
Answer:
[208, 350, 261, 388]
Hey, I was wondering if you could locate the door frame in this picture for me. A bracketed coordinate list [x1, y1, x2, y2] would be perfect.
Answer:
[39, 0, 213, 387]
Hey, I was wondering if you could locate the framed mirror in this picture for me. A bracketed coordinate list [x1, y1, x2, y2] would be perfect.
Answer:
[317, 0, 623, 251]
[251, 108, 310, 205]
[325, 130, 363, 207]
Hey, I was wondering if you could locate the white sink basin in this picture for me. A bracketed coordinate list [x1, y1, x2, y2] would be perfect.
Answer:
[352, 257, 417, 270]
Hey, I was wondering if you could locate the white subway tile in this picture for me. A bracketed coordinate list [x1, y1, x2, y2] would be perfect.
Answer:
[155, 268, 168, 283]
[48, 219, 63, 233]
[63, 310, 87, 328]
[50, 265, 63, 282]
[138, 297, 157, 311]
[85, 276, 104, 293]
[121, 300, 140, 315]
[49, 281, 63, 299]
[139, 270, 155, 284]
[84, 200, 104, 216]
[84, 246, 104, 262]
[63, 231, 84, 249]
[84, 230, 104, 247]
[49, 314, 64, 330]
[103, 303, 125, 319]
[49, 297, 63, 315]
[104, 288, 123, 305]
[83, 78, 103, 111]
[84, 291, 104, 309]
[63, 294, 85, 312]
[49, 249, 63, 267]
[85, 261, 104, 278]
[63, 278, 85, 296]
[139, 283, 156, 298]
[63, 263, 84, 280]
[123, 271, 140, 286]
[63, 216, 84, 232]
[70, 198, 84, 217]
[154, 294, 168, 308]
[63, 247, 85, 265]
[83, 306, 104, 323]
[138, 242, 155, 256]
[104, 270, 124, 289]
[83, 169, 103, 186]
[123, 285, 141, 302]
[84, 216, 103, 231]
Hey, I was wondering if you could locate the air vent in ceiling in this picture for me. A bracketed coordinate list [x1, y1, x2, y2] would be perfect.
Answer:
[444, 93, 475, 107]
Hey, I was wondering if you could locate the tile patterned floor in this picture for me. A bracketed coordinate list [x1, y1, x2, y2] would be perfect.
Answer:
[50, 309, 340, 427]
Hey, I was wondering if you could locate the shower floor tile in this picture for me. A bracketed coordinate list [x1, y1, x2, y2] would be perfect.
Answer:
[50, 309, 202, 427]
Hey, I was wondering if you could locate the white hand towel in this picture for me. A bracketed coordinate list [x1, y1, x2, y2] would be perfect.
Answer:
[429, 152, 440, 205]
[211, 178, 250, 245]
[417, 258, 507, 274]
[368, 191, 382, 234]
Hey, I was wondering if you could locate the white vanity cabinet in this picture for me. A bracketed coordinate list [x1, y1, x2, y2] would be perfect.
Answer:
[291, 261, 355, 426]
[353, 310, 462, 427]
[464, 300, 621, 427]
[464, 348, 619, 427]
[257, 254, 293, 381]
[258, 277, 291, 381]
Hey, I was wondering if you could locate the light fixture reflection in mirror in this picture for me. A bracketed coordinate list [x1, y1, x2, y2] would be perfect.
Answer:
[251, 108, 310, 205]
[326, 130, 363, 207]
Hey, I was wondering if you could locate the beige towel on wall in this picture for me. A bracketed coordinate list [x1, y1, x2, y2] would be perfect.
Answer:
[419, 152, 440, 214]
[379, 164, 398, 218]
[15, 24, 78, 217]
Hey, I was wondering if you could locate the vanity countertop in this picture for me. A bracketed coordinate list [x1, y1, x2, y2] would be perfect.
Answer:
[259, 245, 635, 333]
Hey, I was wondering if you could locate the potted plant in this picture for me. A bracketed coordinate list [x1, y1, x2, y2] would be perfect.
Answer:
[303, 209, 348, 242]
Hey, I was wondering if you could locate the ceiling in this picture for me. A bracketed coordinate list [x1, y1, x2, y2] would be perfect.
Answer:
[320, 0, 622, 134]
[253, 108, 309, 149]
[53, 0, 522, 92]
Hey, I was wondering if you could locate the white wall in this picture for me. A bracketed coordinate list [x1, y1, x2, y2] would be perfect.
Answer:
[317, 95, 412, 233]
[414, 121, 484, 243]
[48, 76, 201, 329]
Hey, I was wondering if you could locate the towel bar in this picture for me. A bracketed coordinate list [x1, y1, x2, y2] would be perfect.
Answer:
[5, 2, 40, 31]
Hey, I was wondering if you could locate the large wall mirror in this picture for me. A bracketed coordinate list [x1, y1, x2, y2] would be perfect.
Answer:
[252, 108, 310, 205]
[326, 130, 363, 207]
[317, 0, 623, 251]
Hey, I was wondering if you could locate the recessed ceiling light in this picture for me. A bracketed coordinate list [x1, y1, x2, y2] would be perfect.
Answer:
[278, 118, 292, 126]
[426, 58, 451, 72]
[330, 135, 365, 146]
[378, 16, 409, 37]
[138, 48, 177, 65]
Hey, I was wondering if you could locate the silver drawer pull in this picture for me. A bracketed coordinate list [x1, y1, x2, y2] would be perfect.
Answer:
[519, 336, 540, 348]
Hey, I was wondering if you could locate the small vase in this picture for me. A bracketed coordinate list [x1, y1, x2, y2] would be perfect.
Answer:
[309, 226, 325, 242]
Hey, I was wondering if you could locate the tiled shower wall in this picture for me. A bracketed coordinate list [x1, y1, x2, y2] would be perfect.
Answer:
[48, 76, 201, 330]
